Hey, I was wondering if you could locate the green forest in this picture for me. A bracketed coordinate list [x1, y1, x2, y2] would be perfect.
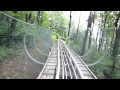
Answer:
[0, 11, 120, 79]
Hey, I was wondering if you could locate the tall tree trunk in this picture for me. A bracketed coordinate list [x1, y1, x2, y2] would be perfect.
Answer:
[103, 11, 111, 28]
[68, 11, 72, 37]
[98, 29, 102, 51]
[9, 19, 17, 33]
[13, 11, 18, 13]
[110, 27, 120, 78]
[40, 11, 43, 25]
[96, 30, 98, 49]
[7, 17, 10, 48]
[26, 14, 29, 22]
[96, 18, 102, 49]
[98, 12, 104, 51]
[26, 12, 32, 23]
[88, 12, 95, 49]
[110, 31, 115, 55]
[7, 12, 17, 48]
[81, 11, 92, 55]
[37, 11, 40, 25]
[109, 12, 120, 78]
[101, 11, 111, 50]
[76, 12, 81, 42]
[88, 24, 94, 49]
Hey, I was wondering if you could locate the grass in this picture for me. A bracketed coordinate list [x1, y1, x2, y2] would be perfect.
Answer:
[0, 42, 24, 62]
[0, 42, 46, 79]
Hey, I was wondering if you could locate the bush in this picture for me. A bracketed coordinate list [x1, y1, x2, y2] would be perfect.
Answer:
[0, 43, 23, 62]
[0, 46, 10, 61]
[52, 35, 57, 42]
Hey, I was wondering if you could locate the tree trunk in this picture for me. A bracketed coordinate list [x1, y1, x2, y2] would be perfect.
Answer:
[13, 11, 18, 13]
[110, 27, 120, 78]
[8, 18, 17, 47]
[88, 12, 95, 49]
[68, 11, 72, 37]
[109, 12, 120, 78]
[6, 13, 17, 47]
[103, 11, 111, 28]
[98, 12, 104, 51]
[26, 13, 32, 23]
[9, 19, 17, 33]
[81, 30, 89, 55]
[88, 24, 94, 49]
[101, 11, 111, 50]
[110, 31, 115, 55]
[96, 27, 99, 41]
[7, 17, 10, 48]
[37, 11, 40, 25]
[40, 11, 43, 25]
[26, 14, 29, 22]
[98, 29, 102, 51]
[76, 12, 81, 42]
[81, 11, 92, 55]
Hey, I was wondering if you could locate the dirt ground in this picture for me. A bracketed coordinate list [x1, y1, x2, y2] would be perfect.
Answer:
[0, 56, 44, 79]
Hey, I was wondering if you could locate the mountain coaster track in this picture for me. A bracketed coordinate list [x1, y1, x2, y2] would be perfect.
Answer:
[37, 39, 97, 79]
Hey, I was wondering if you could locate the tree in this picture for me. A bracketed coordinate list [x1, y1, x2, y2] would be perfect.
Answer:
[81, 11, 92, 55]
[68, 11, 72, 37]
[76, 12, 81, 42]
[98, 11, 104, 51]
[7, 12, 17, 48]
[88, 11, 96, 49]
[36, 11, 40, 25]
[48, 11, 68, 38]
[109, 11, 120, 78]
[99, 11, 111, 51]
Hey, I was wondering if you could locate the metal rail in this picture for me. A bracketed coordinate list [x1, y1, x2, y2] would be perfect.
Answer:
[55, 39, 60, 79]
[63, 46, 73, 79]
[38, 39, 97, 79]
[67, 45, 97, 79]
[37, 43, 57, 79]
[60, 39, 84, 79]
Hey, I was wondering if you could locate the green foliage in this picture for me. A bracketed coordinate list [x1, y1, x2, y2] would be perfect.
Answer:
[0, 44, 23, 61]
[48, 11, 68, 37]
[52, 34, 57, 42]
[52, 31, 58, 42]
[1, 11, 120, 79]
[73, 11, 120, 79]
[0, 46, 10, 60]
[0, 20, 8, 35]
[41, 11, 50, 28]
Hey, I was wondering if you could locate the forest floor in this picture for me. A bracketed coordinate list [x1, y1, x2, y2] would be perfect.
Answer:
[0, 55, 43, 79]
[0, 56, 27, 79]
[0, 43, 46, 79]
